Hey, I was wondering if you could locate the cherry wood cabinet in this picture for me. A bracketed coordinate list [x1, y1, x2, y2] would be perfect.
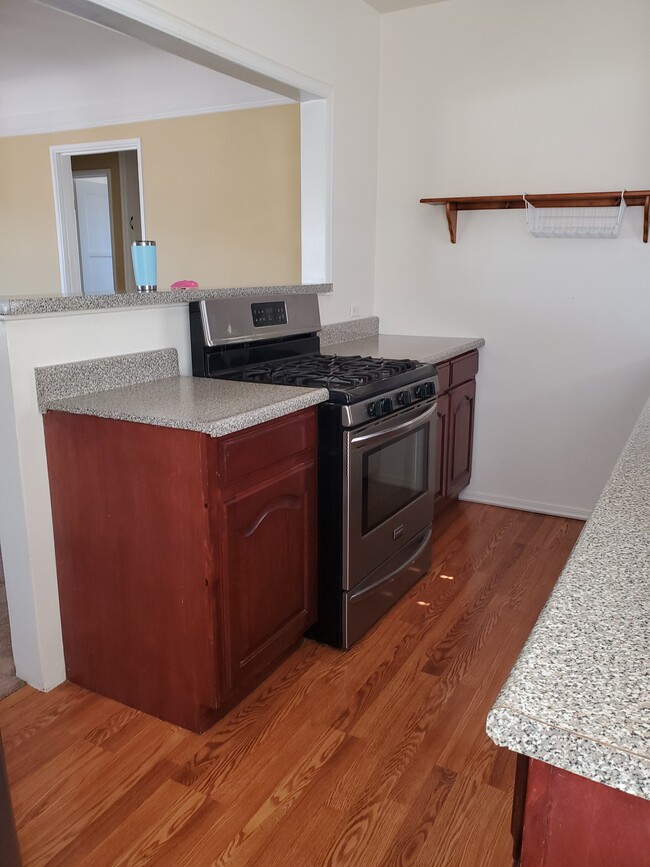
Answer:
[434, 350, 479, 512]
[219, 461, 317, 696]
[512, 756, 650, 867]
[434, 392, 450, 503]
[448, 379, 476, 497]
[43, 407, 318, 733]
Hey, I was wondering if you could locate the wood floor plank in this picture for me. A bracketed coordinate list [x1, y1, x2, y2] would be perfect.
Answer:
[414, 773, 512, 867]
[15, 719, 186, 864]
[0, 502, 584, 867]
[44, 759, 181, 866]
[210, 725, 349, 866]
[325, 673, 438, 812]
[380, 765, 457, 866]
[2, 687, 132, 787]
[82, 779, 209, 867]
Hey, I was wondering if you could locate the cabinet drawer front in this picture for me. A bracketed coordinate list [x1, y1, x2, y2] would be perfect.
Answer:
[449, 351, 479, 387]
[436, 362, 451, 394]
[219, 408, 317, 486]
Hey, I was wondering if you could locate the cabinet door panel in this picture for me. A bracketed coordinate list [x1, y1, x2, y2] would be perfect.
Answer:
[434, 392, 450, 505]
[449, 350, 479, 388]
[221, 462, 317, 692]
[447, 379, 476, 498]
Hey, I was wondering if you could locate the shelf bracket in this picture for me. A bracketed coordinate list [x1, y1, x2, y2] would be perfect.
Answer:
[644, 197, 649, 243]
[445, 201, 458, 244]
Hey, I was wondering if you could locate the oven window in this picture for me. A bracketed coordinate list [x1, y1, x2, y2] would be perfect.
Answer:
[362, 428, 428, 534]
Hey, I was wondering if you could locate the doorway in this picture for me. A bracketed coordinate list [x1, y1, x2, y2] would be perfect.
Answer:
[73, 170, 114, 295]
[70, 150, 143, 295]
[50, 139, 145, 296]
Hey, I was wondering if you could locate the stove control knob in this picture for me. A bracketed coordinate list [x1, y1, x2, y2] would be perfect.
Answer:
[415, 381, 435, 399]
[367, 400, 382, 417]
[381, 397, 394, 414]
[397, 390, 412, 406]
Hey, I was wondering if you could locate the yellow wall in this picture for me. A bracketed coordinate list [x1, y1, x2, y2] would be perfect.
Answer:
[0, 105, 301, 296]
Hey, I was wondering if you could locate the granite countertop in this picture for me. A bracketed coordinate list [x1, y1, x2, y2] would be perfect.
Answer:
[325, 334, 485, 364]
[0, 283, 331, 317]
[487, 396, 650, 801]
[36, 331, 484, 438]
[43, 376, 329, 437]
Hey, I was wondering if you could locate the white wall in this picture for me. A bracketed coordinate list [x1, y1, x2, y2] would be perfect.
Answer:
[375, 0, 650, 518]
[0, 305, 195, 689]
[79, 0, 382, 325]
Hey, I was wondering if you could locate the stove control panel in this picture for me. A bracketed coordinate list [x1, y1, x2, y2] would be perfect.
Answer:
[251, 301, 288, 328]
[364, 378, 438, 422]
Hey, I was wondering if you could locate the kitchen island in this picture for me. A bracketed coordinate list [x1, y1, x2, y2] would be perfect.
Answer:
[0, 284, 333, 694]
[487, 395, 650, 864]
[38, 346, 329, 731]
[1, 281, 485, 702]
[36, 330, 484, 730]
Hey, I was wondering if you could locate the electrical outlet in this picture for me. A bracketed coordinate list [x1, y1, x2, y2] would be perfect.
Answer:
[350, 304, 361, 318]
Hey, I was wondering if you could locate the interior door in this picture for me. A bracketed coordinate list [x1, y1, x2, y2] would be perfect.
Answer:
[73, 171, 115, 296]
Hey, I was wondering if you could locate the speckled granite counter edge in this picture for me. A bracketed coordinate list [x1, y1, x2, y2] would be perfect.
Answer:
[0, 283, 332, 317]
[44, 388, 328, 438]
[326, 335, 485, 364]
[487, 707, 650, 800]
[35, 349, 179, 412]
[487, 395, 650, 801]
[418, 337, 485, 364]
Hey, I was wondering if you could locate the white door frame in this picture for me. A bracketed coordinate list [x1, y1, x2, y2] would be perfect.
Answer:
[50, 138, 145, 296]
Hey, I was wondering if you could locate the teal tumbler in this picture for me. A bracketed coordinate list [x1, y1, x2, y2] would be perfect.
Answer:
[131, 241, 157, 292]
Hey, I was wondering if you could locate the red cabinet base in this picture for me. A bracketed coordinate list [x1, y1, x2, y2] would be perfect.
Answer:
[515, 757, 650, 867]
[44, 408, 318, 733]
[434, 350, 478, 513]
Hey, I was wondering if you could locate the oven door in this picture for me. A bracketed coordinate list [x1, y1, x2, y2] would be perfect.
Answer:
[343, 398, 436, 591]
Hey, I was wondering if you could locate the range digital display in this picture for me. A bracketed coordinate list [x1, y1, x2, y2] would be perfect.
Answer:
[251, 301, 288, 328]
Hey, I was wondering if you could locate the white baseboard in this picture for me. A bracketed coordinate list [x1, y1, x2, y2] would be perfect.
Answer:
[458, 490, 591, 521]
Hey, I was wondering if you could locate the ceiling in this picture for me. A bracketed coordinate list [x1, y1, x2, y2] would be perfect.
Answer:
[0, 0, 291, 137]
[364, 0, 450, 12]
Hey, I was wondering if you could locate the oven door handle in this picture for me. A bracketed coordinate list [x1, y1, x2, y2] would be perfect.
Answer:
[348, 528, 433, 602]
[350, 400, 437, 447]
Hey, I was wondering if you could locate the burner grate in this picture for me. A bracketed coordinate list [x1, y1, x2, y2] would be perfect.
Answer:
[238, 354, 419, 390]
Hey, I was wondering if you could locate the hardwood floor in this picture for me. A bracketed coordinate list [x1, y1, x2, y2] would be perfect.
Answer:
[0, 502, 583, 867]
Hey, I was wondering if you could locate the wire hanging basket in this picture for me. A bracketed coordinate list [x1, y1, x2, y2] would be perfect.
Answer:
[524, 191, 627, 239]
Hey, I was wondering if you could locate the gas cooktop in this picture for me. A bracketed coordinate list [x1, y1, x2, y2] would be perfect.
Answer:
[221, 353, 430, 403]
[189, 295, 438, 415]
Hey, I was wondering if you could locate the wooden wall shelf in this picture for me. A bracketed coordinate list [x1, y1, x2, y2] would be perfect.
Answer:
[420, 190, 650, 244]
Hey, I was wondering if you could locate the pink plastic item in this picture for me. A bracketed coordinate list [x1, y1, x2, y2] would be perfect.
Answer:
[170, 280, 199, 290]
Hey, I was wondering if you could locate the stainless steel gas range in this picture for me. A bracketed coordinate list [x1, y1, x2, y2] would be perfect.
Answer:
[190, 294, 439, 648]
